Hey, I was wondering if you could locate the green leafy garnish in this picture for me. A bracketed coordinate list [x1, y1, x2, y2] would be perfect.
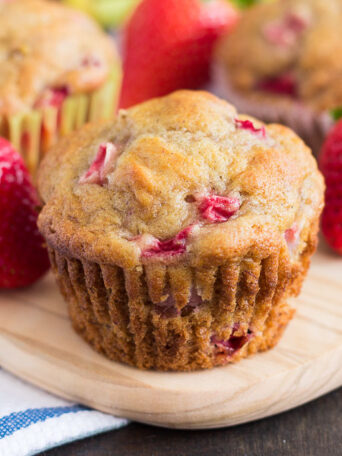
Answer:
[331, 107, 342, 122]
[231, 0, 263, 8]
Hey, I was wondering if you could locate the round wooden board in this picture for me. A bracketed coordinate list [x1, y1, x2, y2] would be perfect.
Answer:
[0, 244, 341, 430]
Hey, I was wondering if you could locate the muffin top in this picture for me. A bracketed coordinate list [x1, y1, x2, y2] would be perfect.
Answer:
[38, 90, 324, 269]
[0, 0, 117, 116]
[216, 0, 342, 111]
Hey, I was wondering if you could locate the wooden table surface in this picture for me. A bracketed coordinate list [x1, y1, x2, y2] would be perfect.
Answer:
[40, 387, 341, 456]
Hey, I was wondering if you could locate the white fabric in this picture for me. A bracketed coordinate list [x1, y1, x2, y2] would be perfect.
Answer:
[0, 368, 128, 456]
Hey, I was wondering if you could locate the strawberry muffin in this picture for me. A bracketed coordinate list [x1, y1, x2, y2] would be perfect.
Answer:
[215, 0, 341, 154]
[38, 91, 324, 371]
[0, 0, 121, 175]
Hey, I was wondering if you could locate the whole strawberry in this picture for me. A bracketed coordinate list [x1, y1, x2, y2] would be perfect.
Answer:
[119, 0, 239, 108]
[319, 120, 342, 254]
[0, 138, 50, 288]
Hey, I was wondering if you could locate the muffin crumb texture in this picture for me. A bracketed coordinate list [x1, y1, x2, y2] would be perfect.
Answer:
[38, 90, 324, 370]
[216, 0, 342, 111]
[0, 0, 116, 116]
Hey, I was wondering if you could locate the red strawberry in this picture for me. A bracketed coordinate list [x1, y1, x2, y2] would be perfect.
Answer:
[319, 120, 342, 254]
[119, 0, 239, 108]
[0, 138, 50, 288]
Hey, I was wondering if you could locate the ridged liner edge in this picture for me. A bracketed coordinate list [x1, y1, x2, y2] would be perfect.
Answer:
[47, 227, 318, 371]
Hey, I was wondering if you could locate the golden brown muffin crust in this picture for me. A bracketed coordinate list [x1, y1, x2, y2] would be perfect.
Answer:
[38, 91, 324, 371]
[217, 0, 342, 111]
[0, 0, 117, 116]
[38, 91, 324, 270]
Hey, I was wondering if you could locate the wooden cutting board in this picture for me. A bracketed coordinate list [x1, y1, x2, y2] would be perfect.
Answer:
[0, 244, 341, 430]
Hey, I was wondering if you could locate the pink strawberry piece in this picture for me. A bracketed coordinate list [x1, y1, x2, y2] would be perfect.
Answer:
[263, 12, 309, 47]
[35, 86, 70, 109]
[211, 328, 252, 357]
[142, 225, 195, 258]
[199, 194, 240, 223]
[286, 12, 309, 32]
[180, 288, 203, 316]
[82, 56, 101, 67]
[257, 73, 297, 97]
[79, 143, 119, 185]
[0, 138, 50, 288]
[155, 287, 203, 318]
[154, 295, 180, 319]
[285, 223, 299, 245]
[235, 119, 266, 138]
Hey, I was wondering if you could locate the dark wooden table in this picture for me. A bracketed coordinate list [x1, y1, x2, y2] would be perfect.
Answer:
[40, 387, 341, 456]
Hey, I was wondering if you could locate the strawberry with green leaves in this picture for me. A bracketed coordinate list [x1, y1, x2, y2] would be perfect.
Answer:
[119, 0, 239, 108]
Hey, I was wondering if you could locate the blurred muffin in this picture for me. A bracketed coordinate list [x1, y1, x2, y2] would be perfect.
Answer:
[215, 0, 341, 154]
[38, 90, 324, 371]
[0, 0, 121, 174]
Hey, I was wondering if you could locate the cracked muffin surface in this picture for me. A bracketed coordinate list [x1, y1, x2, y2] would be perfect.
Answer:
[39, 90, 323, 268]
[0, 0, 117, 116]
[38, 90, 324, 371]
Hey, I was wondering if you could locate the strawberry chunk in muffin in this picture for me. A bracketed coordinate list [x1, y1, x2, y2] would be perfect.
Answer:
[263, 12, 309, 47]
[257, 73, 298, 98]
[141, 225, 197, 258]
[235, 119, 267, 137]
[198, 194, 240, 223]
[80, 142, 119, 185]
[211, 329, 253, 359]
[35, 87, 70, 110]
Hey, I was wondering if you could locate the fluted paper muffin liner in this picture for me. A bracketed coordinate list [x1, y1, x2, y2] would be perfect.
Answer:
[46, 222, 318, 371]
[213, 63, 333, 156]
[0, 65, 121, 176]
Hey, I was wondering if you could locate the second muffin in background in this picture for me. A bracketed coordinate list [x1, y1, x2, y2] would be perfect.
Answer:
[215, 0, 342, 154]
[0, 0, 121, 175]
[38, 90, 324, 371]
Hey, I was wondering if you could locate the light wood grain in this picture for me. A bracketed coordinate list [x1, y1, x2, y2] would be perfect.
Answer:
[0, 245, 341, 429]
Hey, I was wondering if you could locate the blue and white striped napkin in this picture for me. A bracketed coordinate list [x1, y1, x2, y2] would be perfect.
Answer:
[0, 368, 129, 456]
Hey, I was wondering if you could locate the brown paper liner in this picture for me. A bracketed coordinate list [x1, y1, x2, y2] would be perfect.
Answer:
[46, 223, 318, 371]
[213, 63, 333, 156]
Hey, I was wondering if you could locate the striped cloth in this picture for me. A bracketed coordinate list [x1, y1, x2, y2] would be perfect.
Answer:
[0, 368, 128, 456]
